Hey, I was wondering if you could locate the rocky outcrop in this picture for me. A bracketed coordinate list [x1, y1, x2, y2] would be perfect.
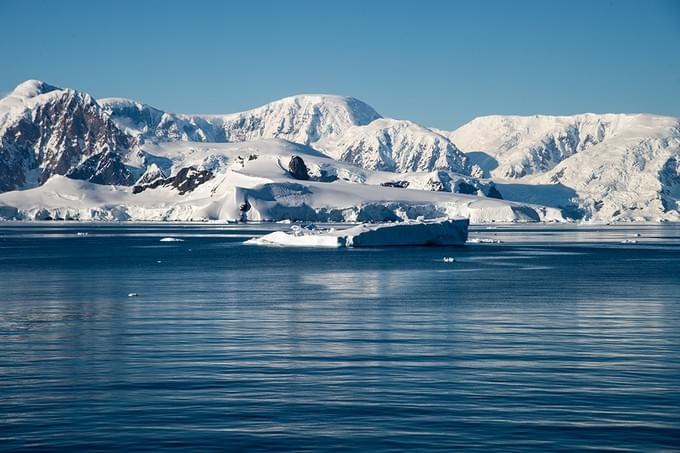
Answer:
[132, 166, 214, 195]
[65, 151, 136, 186]
[288, 155, 310, 180]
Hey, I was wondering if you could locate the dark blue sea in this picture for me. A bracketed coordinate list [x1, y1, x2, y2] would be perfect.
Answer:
[1, 223, 679, 451]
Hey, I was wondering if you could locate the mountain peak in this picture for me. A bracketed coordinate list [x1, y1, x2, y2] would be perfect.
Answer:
[11, 80, 61, 98]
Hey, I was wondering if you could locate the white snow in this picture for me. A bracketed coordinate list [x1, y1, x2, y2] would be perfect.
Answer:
[316, 118, 468, 173]
[159, 237, 184, 242]
[445, 113, 680, 222]
[0, 140, 557, 223]
[248, 218, 469, 248]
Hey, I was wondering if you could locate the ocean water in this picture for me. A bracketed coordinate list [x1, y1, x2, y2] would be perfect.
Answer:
[1, 223, 679, 451]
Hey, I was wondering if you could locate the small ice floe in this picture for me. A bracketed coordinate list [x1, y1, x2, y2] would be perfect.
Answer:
[443, 257, 456, 263]
[157, 260, 162, 264]
[160, 237, 184, 242]
[127, 293, 138, 297]
[277, 219, 292, 224]
[75, 232, 89, 236]
[630, 233, 641, 237]
[620, 239, 638, 244]
[468, 238, 503, 244]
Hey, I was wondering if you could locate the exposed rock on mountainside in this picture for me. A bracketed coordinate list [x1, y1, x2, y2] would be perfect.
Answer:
[288, 155, 310, 180]
[132, 166, 214, 195]
[0, 80, 133, 191]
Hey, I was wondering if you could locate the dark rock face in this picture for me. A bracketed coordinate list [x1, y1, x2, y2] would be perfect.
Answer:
[288, 155, 310, 180]
[0, 89, 133, 192]
[132, 166, 214, 195]
[659, 156, 680, 212]
[381, 180, 410, 189]
[426, 179, 446, 192]
[318, 169, 338, 182]
[486, 184, 503, 199]
[455, 181, 478, 195]
[172, 167, 214, 194]
[66, 151, 135, 186]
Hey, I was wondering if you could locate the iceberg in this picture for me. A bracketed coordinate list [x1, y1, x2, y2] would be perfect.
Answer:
[160, 237, 184, 242]
[247, 218, 469, 248]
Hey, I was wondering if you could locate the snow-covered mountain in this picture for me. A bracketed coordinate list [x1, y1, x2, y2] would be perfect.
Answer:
[99, 94, 381, 146]
[1, 79, 678, 223]
[0, 80, 133, 192]
[316, 119, 471, 174]
[447, 114, 680, 221]
[98, 94, 477, 175]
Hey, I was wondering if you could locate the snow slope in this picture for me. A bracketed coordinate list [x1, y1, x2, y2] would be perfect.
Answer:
[447, 114, 680, 222]
[0, 139, 560, 223]
[317, 119, 470, 173]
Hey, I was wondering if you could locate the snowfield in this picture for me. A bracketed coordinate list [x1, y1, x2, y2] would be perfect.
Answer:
[0, 79, 678, 223]
[0, 140, 559, 223]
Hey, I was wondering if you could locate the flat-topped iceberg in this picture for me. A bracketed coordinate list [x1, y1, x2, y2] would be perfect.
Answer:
[246, 218, 469, 248]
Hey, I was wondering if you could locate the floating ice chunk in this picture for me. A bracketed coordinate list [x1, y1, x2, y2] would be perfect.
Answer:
[468, 238, 503, 244]
[160, 237, 184, 242]
[443, 257, 456, 263]
[76, 232, 88, 236]
[247, 218, 469, 248]
[128, 293, 138, 297]
[620, 239, 638, 244]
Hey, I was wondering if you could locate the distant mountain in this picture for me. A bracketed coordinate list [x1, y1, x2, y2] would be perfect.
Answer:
[317, 119, 471, 174]
[98, 94, 473, 174]
[99, 94, 381, 145]
[446, 114, 680, 221]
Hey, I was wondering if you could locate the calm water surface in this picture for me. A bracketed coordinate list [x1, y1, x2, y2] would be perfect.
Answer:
[1, 223, 679, 451]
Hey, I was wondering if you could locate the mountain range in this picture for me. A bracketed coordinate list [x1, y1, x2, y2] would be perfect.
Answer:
[0, 79, 678, 223]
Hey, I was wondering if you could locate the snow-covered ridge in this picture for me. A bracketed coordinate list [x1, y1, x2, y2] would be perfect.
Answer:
[98, 91, 472, 175]
[448, 113, 679, 178]
[444, 113, 680, 222]
[317, 118, 471, 174]
[99, 93, 382, 146]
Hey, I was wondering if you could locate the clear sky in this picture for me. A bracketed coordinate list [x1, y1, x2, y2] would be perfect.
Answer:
[1, 0, 679, 129]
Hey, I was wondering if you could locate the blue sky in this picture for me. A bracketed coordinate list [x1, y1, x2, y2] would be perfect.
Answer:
[1, 0, 679, 128]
